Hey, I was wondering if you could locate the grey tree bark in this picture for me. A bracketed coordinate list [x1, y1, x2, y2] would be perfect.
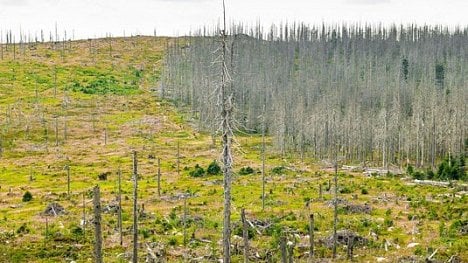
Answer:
[93, 185, 103, 263]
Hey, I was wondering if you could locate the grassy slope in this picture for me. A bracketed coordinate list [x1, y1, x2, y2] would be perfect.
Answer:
[0, 37, 466, 262]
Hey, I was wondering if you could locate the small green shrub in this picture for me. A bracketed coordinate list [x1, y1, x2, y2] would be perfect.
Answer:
[339, 187, 352, 194]
[207, 160, 221, 175]
[406, 164, 414, 175]
[16, 223, 30, 234]
[68, 75, 139, 95]
[361, 188, 369, 195]
[384, 217, 394, 227]
[437, 155, 466, 181]
[189, 164, 205, 177]
[271, 166, 286, 175]
[168, 237, 178, 246]
[22, 191, 33, 202]
[239, 166, 254, 175]
[412, 171, 425, 180]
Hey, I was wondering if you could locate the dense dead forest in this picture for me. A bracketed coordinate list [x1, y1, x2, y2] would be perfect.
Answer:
[162, 24, 467, 170]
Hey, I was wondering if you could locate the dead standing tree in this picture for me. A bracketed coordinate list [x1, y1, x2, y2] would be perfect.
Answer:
[219, 1, 234, 262]
[93, 185, 103, 263]
[132, 151, 139, 263]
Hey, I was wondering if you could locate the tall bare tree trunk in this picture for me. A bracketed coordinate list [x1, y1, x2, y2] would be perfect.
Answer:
[93, 185, 103, 263]
[261, 105, 266, 211]
[333, 161, 338, 259]
[333, 111, 338, 259]
[220, 1, 233, 262]
[132, 151, 138, 263]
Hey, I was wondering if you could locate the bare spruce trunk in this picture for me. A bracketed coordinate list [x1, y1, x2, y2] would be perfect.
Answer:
[241, 208, 249, 263]
[176, 141, 180, 175]
[82, 192, 86, 243]
[104, 126, 108, 145]
[157, 158, 161, 197]
[280, 234, 288, 263]
[54, 116, 59, 146]
[118, 168, 123, 246]
[66, 165, 70, 198]
[332, 161, 338, 258]
[308, 214, 314, 261]
[261, 105, 266, 211]
[347, 236, 354, 261]
[183, 197, 188, 246]
[221, 1, 233, 262]
[132, 151, 138, 263]
[93, 185, 103, 263]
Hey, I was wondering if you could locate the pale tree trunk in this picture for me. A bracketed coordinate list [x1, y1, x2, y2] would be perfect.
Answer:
[308, 214, 314, 262]
[66, 164, 70, 198]
[118, 168, 123, 246]
[241, 208, 249, 263]
[220, 1, 233, 262]
[93, 185, 103, 263]
[82, 192, 86, 243]
[157, 158, 161, 197]
[261, 105, 266, 211]
[132, 151, 138, 263]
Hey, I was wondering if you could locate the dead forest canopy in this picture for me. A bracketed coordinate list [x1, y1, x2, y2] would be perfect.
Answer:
[161, 24, 467, 176]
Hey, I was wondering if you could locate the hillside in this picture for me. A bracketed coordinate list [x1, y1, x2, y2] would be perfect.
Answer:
[0, 37, 466, 262]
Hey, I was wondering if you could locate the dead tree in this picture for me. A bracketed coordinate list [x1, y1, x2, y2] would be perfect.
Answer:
[118, 168, 123, 246]
[332, 135, 338, 258]
[53, 66, 57, 97]
[104, 126, 108, 145]
[319, 185, 322, 200]
[66, 164, 70, 198]
[280, 234, 288, 263]
[176, 141, 180, 175]
[183, 197, 188, 246]
[93, 185, 103, 263]
[157, 158, 161, 197]
[220, 1, 234, 262]
[261, 105, 266, 211]
[82, 192, 86, 243]
[308, 214, 314, 262]
[241, 208, 249, 263]
[132, 151, 138, 263]
[347, 236, 354, 261]
[54, 116, 59, 146]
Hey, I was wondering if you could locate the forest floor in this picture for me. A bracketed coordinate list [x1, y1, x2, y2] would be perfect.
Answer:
[0, 37, 466, 262]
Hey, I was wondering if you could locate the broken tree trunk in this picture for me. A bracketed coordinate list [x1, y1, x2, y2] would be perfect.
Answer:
[183, 197, 188, 247]
[66, 164, 70, 198]
[132, 151, 138, 263]
[157, 158, 161, 197]
[241, 208, 249, 263]
[118, 168, 123, 246]
[280, 234, 288, 263]
[309, 214, 314, 262]
[82, 192, 86, 243]
[176, 141, 180, 176]
[93, 185, 103, 263]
